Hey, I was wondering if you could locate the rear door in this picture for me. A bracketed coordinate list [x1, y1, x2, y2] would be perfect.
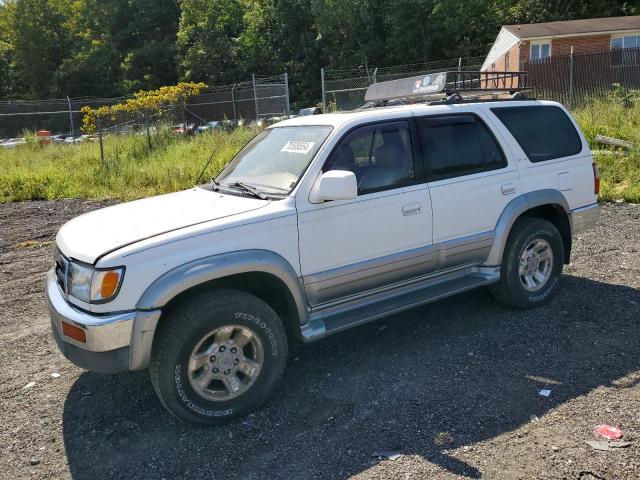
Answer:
[488, 103, 595, 210]
[415, 111, 522, 268]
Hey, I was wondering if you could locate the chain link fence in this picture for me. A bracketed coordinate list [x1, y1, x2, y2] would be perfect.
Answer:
[0, 73, 290, 145]
[522, 48, 640, 107]
[321, 56, 485, 111]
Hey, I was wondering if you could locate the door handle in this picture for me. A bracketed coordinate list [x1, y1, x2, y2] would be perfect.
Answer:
[501, 183, 516, 195]
[402, 203, 423, 216]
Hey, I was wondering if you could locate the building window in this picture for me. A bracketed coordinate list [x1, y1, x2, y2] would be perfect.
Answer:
[504, 52, 510, 71]
[612, 33, 640, 66]
[530, 42, 551, 63]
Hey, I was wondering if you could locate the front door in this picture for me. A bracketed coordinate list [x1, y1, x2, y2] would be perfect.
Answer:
[297, 119, 434, 306]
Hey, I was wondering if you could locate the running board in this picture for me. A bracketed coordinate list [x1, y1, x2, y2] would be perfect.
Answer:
[300, 267, 499, 341]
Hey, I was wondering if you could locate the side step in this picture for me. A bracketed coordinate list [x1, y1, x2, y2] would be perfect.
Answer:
[301, 268, 499, 341]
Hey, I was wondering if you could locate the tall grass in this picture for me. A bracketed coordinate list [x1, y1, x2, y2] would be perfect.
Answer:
[0, 125, 261, 202]
[573, 98, 640, 203]
[1, 100, 639, 203]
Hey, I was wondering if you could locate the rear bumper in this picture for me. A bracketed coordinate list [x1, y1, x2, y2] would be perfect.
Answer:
[572, 203, 600, 234]
[46, 269, 160, 373]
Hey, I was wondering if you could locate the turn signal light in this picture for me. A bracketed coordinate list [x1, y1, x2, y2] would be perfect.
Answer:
[62, 321, 86, 343]
[100, 271, 120, 299]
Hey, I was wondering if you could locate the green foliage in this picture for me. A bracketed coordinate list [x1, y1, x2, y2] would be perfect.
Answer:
[80, 82, 207, 132]
[0, 126, 261, 202]
[177, 0, 244, 85]
[1, 0, 636, 102]
[573, 99, 640, 203]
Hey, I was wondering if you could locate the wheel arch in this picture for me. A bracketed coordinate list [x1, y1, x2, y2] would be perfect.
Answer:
[486, 189, 572, 266]
[135, 250, 309, 359]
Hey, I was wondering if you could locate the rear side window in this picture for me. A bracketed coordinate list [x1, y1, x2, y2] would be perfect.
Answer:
[491, 106, 582, 162]
[417, 115, 507, 180]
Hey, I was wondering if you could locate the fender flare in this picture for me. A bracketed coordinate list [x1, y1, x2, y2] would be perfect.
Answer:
[485, 189, 571, 266]
[136, 249, 309, 325]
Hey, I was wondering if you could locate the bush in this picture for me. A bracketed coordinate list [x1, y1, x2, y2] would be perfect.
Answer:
[573, 98, 640, 203]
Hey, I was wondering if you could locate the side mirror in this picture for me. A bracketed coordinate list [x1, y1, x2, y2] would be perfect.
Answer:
[309, 170, 357, 203]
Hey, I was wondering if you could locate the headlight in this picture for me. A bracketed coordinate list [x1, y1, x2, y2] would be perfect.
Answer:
[67, 262, 124, 303]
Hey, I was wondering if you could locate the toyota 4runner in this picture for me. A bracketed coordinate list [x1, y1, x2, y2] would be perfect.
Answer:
[47, 82, 600, 425]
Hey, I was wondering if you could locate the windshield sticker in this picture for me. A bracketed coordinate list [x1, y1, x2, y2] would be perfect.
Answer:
[281, 140, 315, 154]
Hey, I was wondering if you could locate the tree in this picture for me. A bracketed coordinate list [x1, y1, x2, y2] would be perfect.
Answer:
[10, 0, 71, 98]
[177, 0, 245, 85]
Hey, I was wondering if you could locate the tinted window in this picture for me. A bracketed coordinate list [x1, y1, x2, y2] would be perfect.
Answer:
[418, 115, 507, 179]
[492, 106, 582, 162]
[326, 121, 416, 194]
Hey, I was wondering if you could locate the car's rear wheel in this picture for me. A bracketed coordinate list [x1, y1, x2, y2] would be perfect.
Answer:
[490, 218, 564, 308]
[150, 289, 287, 425]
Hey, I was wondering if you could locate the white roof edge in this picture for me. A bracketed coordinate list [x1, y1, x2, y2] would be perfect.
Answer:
[481, 28, 520, 71]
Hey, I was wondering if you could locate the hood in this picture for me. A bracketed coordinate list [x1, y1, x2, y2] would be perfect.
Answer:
[57, 187, 269, 264]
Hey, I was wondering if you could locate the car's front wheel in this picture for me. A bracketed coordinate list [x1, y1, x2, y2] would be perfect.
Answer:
[150, 289, 288, 425]
[490, 218, 564, 309]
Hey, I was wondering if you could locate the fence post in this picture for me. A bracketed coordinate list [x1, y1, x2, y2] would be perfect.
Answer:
[284, 72, 291, 117]
[372, 67, 378, 84]
[66, 96, 75, 138]
[97, 118, 105, 166]
[145, 112, 152, 150]
[181, 100, 187, 136]
[321, 67, 326, 113]
[252, 73, 259, 121]
[231, 84, 237, 124]
[569, 46, 575, 107]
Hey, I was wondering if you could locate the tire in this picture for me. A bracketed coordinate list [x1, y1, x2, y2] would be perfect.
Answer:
[150, 289, 288, 425]
[489, 218, 564, 309]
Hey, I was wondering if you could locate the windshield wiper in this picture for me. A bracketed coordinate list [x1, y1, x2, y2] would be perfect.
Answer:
[225, 181, 268, 200]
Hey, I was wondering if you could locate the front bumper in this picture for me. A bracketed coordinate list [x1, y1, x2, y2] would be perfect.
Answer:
[46, 269, 160, 373]
[572, 203, 600, 234]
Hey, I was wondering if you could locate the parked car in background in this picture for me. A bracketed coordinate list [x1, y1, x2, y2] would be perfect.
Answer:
[52, 134, 73, 144]
[297, 107, 322, 116]
[1, 138, 27, 148]
[195, 121, 222, 135]
[173, 124, 197, 135]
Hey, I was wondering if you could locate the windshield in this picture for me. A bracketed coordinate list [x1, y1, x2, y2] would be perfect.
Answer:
[216, 125, 332, 194]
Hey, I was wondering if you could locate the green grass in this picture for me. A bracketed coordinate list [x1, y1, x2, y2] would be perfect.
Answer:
[0, 125, 261, 202]
[573, 98, 640, 203]
[1, 100, 639, 203]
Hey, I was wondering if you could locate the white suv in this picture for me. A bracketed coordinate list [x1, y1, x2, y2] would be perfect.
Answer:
[47, 98, 600, 424]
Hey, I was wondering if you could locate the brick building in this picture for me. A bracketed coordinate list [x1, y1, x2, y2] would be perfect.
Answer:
[482, 15, 640, 72]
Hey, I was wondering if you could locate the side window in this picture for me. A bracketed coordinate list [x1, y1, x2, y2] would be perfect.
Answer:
[325, 121, 416, 195]
[491, 106, 583, 162]
[417, 115, 507, 180]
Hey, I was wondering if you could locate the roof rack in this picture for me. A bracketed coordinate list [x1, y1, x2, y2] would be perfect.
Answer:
[362, 71, 532, 107]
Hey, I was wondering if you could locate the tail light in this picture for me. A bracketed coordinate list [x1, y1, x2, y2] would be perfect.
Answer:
[592, 163, 600, 195]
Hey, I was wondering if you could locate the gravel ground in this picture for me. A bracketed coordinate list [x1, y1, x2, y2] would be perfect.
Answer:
[0, 200, 638, 480]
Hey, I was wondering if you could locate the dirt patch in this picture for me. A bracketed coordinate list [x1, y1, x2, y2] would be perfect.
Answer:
[0, 199, 639, 479]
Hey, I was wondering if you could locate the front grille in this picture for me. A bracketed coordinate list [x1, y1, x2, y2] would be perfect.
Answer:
[54, 247, 70, 294]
